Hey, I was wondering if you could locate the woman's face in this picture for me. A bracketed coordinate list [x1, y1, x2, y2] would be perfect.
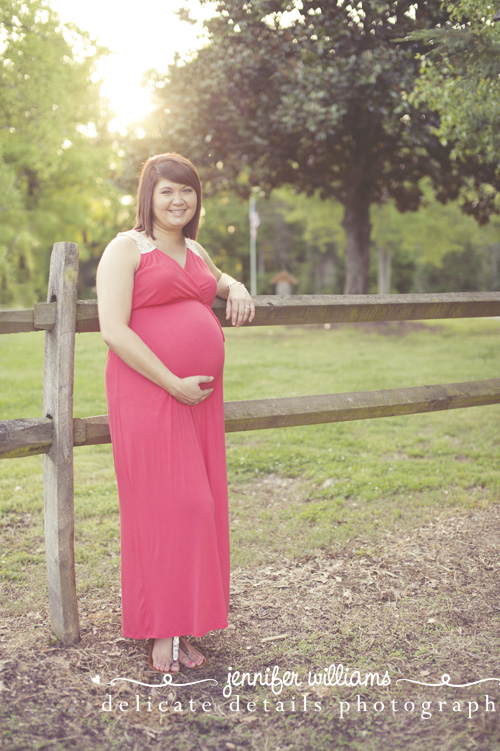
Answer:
[151, 178, 197, 233]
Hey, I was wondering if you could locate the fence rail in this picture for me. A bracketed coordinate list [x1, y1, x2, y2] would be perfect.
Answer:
[2, 290, 500, 334]
[2, 379, 500, 459]
[1, 242, 499, 646]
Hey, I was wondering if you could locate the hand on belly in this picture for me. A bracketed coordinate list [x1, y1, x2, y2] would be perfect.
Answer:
[170, 374, 215, 405]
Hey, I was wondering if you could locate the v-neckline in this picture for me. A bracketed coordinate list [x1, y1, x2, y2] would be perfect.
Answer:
[154, 242, 189, 272]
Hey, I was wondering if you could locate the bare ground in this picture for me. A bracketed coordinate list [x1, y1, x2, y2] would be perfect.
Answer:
[1, 480, 500, 751]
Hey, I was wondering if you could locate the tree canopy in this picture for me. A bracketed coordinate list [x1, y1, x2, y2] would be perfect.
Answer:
[0, 0, 119, 304]
[409, 0, 500, 164]
[141, 0, 500, 293]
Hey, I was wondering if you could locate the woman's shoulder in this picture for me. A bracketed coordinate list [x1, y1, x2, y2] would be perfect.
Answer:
[99, 231, 141, 270]
[115, 229, 156, 254]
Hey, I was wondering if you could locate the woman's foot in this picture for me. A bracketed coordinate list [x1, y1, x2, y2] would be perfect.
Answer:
[178, 636, 206, 669]
[148, 638, 180, 673]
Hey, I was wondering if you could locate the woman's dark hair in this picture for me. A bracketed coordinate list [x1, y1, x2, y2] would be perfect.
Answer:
[133, 153, 202, 240]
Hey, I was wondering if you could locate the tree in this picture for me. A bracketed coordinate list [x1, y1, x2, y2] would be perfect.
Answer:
[371, 181, 500, 292]
[409, 0, 500, 164]
[0, 0, 118, 305]
[142, 0, 500, 293]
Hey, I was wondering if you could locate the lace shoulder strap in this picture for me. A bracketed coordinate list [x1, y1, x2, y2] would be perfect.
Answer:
[117, 229, 156, 254]
[186, 238, 202, 258]
[119, 230, 202, 258]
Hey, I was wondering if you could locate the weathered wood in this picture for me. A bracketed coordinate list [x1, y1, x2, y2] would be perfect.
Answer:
[76, 299, 101, 333]
[76, 380, 499, 438]
[0, 308, 35, 334]
[0, 417, 52, 458]
[0, 304, 55, 333]
[42, 242, 80, 646]
[216, 292, 500, 326]
[2, 378, 500, 455]
[73, 415, 111, 446]
[34, 302, 56, 330]
[66, 378, 500, 437]
[224, 379, 500, 431]
[2, 291, 499, 335]
[72, 292, 500, 332]
[2, 379, 499, 456]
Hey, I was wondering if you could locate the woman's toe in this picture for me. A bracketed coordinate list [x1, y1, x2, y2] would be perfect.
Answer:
[178, 637, 205, 667]
[155, 656, 166, 671]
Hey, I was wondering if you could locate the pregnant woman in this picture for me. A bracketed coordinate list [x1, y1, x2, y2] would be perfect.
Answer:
[96, 153, 254, 673]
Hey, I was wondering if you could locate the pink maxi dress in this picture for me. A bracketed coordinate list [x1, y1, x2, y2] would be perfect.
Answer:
[105, 230, 229, 639]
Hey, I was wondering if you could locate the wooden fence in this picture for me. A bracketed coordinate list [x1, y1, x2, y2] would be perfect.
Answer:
[1, 242, 500, 646]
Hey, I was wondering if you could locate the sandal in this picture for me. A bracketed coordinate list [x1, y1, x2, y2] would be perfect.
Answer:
[147, 636, 180, 673]
[179, 636, 207, 669]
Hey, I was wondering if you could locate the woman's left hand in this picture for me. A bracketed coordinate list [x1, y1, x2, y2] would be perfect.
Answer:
[226, 284, 255, 328]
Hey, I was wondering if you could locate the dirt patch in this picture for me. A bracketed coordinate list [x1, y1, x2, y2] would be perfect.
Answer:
[1, 494, 499, 750]
[230, 472, 311, 510]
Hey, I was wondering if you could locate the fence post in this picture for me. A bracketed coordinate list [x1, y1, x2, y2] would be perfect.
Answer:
[43, 242, 80, 645]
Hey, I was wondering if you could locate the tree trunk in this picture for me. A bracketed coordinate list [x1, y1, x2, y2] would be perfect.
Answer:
[342, 190, 371, 294]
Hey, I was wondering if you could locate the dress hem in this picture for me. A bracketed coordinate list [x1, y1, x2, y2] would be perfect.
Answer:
[122, 620, 229, 640]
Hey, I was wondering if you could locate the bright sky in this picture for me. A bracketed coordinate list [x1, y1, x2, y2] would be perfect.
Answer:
[48, 0, 216, 131]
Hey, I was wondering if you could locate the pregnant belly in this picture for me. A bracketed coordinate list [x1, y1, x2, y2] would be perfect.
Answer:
[130, 299, 225, 382]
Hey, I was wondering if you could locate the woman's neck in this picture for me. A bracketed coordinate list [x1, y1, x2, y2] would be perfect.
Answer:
[151, 225, 186, 251]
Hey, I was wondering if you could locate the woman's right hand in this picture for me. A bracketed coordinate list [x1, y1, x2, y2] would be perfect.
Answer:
[170, 375, 214, 405]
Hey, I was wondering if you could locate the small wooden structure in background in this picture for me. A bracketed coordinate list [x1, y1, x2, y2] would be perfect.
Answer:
[270, 270, 298, 295]
[1, 242, 500, 646]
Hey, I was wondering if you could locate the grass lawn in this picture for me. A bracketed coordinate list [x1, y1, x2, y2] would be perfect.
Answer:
[0, 317, 499, 751]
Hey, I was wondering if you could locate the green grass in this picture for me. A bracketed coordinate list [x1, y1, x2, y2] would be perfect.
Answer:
[0, 318, 499, 580]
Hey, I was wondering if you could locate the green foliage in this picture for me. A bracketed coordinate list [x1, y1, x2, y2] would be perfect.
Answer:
[199, 185, 499, 294]
[373, 181, 500, 283]
[410, 0, 500, 164]
[0, 0, 124, 305]
[199, 187, 343, 293]
[135, 0, 500, 293]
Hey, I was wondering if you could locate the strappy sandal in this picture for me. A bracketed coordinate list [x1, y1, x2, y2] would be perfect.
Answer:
[147, 636, 180, 673]
[179, 636, 207, 669]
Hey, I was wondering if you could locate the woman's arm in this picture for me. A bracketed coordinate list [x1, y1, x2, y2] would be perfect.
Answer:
[191, 241, 255, 327]
[96, 236, 214, 405]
